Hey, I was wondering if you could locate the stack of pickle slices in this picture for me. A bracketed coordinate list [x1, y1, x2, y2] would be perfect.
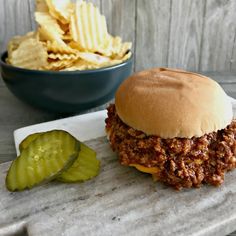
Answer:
[6, 130, 100, 191]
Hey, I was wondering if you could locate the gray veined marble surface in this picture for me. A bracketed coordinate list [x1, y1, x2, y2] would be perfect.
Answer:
[0, 137, 236, 236]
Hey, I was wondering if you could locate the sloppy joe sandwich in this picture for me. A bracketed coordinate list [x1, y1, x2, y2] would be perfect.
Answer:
[105, 68, 236, 190]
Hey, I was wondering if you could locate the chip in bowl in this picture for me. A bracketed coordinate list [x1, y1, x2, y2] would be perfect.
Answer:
[9, 38, 48, 70]
[6, 0, 132, 71]
[70, 1, 110, 53]
[46, 0, 72, 24]
[36, 0, 49, 12]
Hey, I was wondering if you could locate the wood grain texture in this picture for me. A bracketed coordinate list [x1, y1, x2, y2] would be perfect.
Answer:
[200, 0, 236, 72]
[1, 0, 236, 72]
[0, 0, 33, 53]
[168, 0, 205, 71]
[202, 72, 236, 83]
[101, 0, 136, 71]
[231, 33, 236, 72]
[72, 0, 100, 7]
[101, 0, 135, 43]
[86, 0, 100, 8]
[28, 0, 37, 30]
[135, 0, 171, 71]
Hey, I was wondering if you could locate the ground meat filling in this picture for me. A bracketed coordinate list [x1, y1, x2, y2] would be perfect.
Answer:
[105, 104, 236, 189]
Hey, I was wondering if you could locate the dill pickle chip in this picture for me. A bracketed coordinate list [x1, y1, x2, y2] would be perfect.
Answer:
[57, 143, 100, 183]
[18, 131, 100, 183]
[19, 132, 42, 152]
[6, 130, 80, 191]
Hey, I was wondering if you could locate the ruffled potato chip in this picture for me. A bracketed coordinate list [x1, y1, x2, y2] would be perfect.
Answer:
[61, 59, 100, 71]
[37, 27, 48, 41]
[46, 40, 75, 53]
[119, 51, 132, 62]
[111, 36, 123, 55]
[63, 51, 132, 71]
[97, 35, 131, 59]
[46, 0, 73, 24]
[116, 42, 132, 59]
[95, 35, 113, 57]
[44, 59, 75, 70]
[9, 38, 48, 70]
[68, 40, 84, 51]
[100, 36, 122, 56]
[35, 12, 64, 35]
[35, 12, 76, 53]
[7, 32, 37, 60]
[48, 53, 79, 60]
[62, 34, 73, 41]
[59, 22, 70, 35]
[70, 1, 110, 53]
[6, 0, 132, 71]
[98, 51, 132, 68]
[77, 52, 110, 65]
[36, 0, 49, 12]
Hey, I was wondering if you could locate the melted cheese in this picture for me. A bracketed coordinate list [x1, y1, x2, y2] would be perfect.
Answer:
[130, 164, 159, 174]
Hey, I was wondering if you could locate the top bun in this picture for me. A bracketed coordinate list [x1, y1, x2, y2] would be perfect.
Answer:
[115, 68, 233, 138]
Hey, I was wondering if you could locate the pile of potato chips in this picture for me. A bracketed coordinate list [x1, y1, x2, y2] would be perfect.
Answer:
[7, 0, 132, 71]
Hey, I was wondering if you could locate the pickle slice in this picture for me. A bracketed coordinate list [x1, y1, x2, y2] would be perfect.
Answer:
[18, 131, 100, 183]
[19, 133, 42, 153]
[57, 143, 100, 183]
[6, 130, 80, 191]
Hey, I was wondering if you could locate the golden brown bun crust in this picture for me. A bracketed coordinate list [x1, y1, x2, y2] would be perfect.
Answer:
[115, 68, 233, 138]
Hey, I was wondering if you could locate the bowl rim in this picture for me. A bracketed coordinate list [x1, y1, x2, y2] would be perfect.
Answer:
[0, 51, 133, 75]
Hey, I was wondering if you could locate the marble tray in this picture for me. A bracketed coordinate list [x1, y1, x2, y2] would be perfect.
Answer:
[0, 98, 236, 236]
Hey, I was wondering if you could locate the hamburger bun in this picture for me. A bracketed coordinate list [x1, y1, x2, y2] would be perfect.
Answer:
[115, 68, 233, 138]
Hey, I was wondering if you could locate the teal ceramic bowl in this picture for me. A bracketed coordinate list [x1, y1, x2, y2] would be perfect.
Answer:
[0, 52, 133, 113]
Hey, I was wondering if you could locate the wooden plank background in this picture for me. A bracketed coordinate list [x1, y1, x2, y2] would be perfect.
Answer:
[0, 0, 235, 72]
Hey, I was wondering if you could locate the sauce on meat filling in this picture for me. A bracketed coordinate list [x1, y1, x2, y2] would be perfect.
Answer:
[106, 104, 236, 190]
